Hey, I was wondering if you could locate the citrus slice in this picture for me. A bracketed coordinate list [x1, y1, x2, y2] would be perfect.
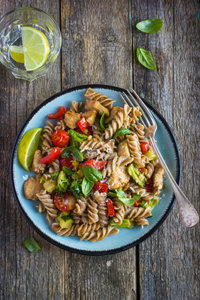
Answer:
[18, 128, 43, 171]
[9, 46, 24, 63]
[21, 26, 50, 71]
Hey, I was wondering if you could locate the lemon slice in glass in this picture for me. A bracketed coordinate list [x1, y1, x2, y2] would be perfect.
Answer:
[9, 46, 25, 63]
[18, 128, 43, 171]
[21, 26, 50, 71]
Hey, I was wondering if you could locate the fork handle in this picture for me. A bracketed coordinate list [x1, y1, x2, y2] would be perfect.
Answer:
[150, 138, 199, 227]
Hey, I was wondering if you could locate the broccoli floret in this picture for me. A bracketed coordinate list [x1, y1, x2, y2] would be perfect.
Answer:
[70, 179, 83, 198]
[56, 171, 70, 193]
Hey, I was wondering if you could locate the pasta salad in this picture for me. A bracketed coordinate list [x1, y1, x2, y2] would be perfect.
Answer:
[23, 88, 164, 242]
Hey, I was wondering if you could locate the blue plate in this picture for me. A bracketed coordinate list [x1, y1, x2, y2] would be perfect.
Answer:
[10, 84, 181, 255]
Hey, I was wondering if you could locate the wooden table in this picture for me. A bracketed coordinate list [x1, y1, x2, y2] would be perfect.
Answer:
[0, 1, 199, 299]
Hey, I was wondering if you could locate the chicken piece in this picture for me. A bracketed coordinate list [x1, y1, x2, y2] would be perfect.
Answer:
[32, 150, 46, 174]
[153, 164, 164, 193]
[64, 111, 81, 129]
[105, 106, 123, 123]
[82, 110, 97, 125]
[117, 140, 130, 157]
[85, 99, 109, 116]
[107, 166, 130, 189]
[24, 174, 43, 201]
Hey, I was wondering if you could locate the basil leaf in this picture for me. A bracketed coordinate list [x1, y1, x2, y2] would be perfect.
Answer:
[136, 18, 163, 33]
[137, 48, 156, 70]
[24, 238, 41, 253]
[62, 166, 74, 176]
[82, 166, 102, 182]
[113, 128, 132, 139]
[108, 189, 141, 207]
[61, 146, 83, 162]
[82, 177, 94, 196]
[100, 112, 107, 132]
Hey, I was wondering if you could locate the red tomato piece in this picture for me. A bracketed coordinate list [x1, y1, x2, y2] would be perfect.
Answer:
[106, 199, 115, 217]
[75, 125, 93, 136]
[60, 157, 74, 169]
[140, 141, 149, 154]
[139, 167, 146, 173]
[93, 182, 108, 193]
[81, 160, 107, 170]
[48, 106, 67, 119]
[40, 147, 61, 164]
[144, 178, 154, 193]
[134, 199, 143, 207]
[51, 130, 69, 148]
[77, 117, 89, 132]
[53, 192, 76, 212]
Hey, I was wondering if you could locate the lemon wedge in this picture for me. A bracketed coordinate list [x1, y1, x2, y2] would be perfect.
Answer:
[18, 128, 43, 171]
[9, 46, 25, 63]
[21, 26, 50, 71]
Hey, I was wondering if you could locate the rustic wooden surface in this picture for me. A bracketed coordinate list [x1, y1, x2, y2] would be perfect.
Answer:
[0, 0, 199, 299]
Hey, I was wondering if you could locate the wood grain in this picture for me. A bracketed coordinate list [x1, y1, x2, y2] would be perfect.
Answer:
[133, 1, 200, 300]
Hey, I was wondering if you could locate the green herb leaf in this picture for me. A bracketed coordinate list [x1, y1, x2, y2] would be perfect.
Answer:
[68, 129, 88, 148]
[61, 146, 83, 162]
[100, 112, 107, 132]
[82, 177, 94, 196]
[62, 166, 74, 176]
[136, 48, 157, 70]
[40, 176, 45, 183]
[23, 238, 41, 253]
[108, 189, 141, 207]
[113, 128, 132, 139]
[136, 18, 163, 33]
[70, 179, 83, 198]
[82, 166, 102, 182]
[50, 171, 59, 180]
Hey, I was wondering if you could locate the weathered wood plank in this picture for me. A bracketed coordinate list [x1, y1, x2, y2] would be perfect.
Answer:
[0, 1, 64, 300]
[132, 0, 200, 299]
[61, 1, 136, 300]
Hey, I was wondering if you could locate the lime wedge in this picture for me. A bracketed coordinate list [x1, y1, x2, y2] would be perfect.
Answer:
[18, 128, 43, 171]
[21, 26, 50, 71]
[9, 46, 24, 63]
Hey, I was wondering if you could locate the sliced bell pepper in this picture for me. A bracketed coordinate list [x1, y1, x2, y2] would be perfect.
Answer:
[106, 199, 115, 217]
[140, 141, 149, 154]
[77, 117, 89, 132]
[48, 106, 67, 119]
[81, 160, 107, 171]
[93, 182, 108, 193]
[40, 147, 61, 164]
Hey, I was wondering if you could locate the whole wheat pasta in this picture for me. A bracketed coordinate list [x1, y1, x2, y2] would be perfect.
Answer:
[36, 190, 58, 223]
[85, 88, 115, 110]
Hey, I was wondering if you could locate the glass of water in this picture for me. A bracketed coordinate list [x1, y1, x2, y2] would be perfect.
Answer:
[0, 7, 62, 81]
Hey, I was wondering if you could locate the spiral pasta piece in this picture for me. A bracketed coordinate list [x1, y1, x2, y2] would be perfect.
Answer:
[126, 133, 145, 168]
[105, 105, 129, 139]
[87, 198, 99, 224]
[36, 190, 58, 223]
[54, 119, 66, 130]
[113, 200, 127, 225]
[93, 191, 109, 227]
[40, 120, 55, 155]
[48, 159, 60, 174]
[131, 106, 142, 123]
[70, 101, 82, 113]
[80, 136, 105, 152]
[51, 223, 78, 236]
[125, 206, 152, 227]
[130, 123, 145, 140]
[77, 223, 101, 236]
[85, 88, 115, 110]
[74, 197, 87, 215]
[80, 225, 119, 241]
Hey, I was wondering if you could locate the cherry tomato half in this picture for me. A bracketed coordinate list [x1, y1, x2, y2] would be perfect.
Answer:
[140, 141, 149, 154]
[93, 182, 108, 193]
[51, 130, 69, 148]
[60, 156, 74, 169]
[53, 192, 76, 212]
[81, 160, 107, 170]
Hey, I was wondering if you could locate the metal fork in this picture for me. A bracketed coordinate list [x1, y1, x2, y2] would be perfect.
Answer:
[121, 88, 199, 227]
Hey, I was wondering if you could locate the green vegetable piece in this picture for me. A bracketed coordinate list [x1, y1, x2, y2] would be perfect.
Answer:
[100, 112, 107, 132]
[140, 200, 149, 209]
[40, 176, 45, 183]
[108, 189, 141, 207]
[59, 216, 74, 229]
[82, 166, 102, 182]
[63, 166, 74, 176]
[43, 180, 57, 193]
[145, 150, 157, 161]
[61, 146, 83, 162]
[110, 218, 134, 228]
[136, 48, 157, 70]
[82, 177, 94, 196]
[56, 211, 70, 223]
[150, 196, 160, 210]
[23, 237, 41, 253]
[50, 171, 59, 180]
[70, 179, 83, 198]
[136, 18, 163, 33]
[68, 129, 88, 147]
[127, 164, 147, 187]
[113, 128, 132, 139]
[56, 171, 70, 193]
